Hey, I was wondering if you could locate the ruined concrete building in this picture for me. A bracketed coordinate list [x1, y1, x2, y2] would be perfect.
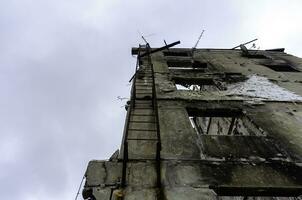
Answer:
[82, 41, 302, 200]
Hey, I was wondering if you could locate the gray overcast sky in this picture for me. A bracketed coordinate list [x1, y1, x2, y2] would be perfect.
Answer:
[0, 0, 302, 199]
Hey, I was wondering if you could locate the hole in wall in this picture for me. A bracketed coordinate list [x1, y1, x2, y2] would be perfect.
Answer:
[163, 51, 190, 57]
[187, 108, 266, 136]
[167, 60, 207, 69]
[264, 64, 300, 72]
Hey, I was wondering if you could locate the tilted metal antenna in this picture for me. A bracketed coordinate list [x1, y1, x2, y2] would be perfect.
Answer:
[141, 35, 149, 45]
[192, 30, 205, 57]
[137, 30, 156, 45]
[193, 30, 205, 49]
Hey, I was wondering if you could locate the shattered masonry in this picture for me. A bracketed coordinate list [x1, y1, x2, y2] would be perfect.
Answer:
[82, 43, 302, 200]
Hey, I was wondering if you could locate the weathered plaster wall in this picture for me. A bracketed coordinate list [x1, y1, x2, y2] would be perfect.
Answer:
[83, 47, 302, 200]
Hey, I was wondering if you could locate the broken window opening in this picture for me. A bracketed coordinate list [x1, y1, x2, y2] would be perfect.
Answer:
[163, 51, 190, 57]
[176, 84, 191, 90]
[244, 53, 268, 59]
[187, 108, 265, 136]
[264, 64, 300, 72]
[167, 60, 192, 68]
[176, 83, 218, 91]
[174, 78, 220, 91]
[192, 60, 207, 68]
[167, 60, 207, 69]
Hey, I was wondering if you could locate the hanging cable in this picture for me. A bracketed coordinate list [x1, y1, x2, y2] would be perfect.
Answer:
[75, 175, 85, 200]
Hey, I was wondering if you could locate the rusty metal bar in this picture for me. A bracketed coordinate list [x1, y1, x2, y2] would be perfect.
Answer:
[227, 117, 236, 135]
[232, 38, 258, 50]
[145, 43, 162, 192]
[206, 117, 212, 135]
[139, 41, 180, 57]
[121, 141, 128, 188]
[120, 100, 133, 188]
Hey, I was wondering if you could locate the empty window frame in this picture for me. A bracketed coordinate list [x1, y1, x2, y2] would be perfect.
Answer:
[176, 84, 219, 91]
[167, 60, 207, 69]
[174, 77, 219, 91]
[187, 108, 265, 136]
[163, 51, 190, 57]
[167, 60, 191, 68]
[257, 58, 300, 72]
[244, 53, 268, 59]
[263, 63, 300, 72]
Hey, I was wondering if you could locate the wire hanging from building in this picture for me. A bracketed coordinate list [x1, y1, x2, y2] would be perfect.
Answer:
[75, 175, 85, 200]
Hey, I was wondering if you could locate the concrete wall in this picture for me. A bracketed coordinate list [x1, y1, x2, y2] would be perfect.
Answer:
[83, 47, 302, 200]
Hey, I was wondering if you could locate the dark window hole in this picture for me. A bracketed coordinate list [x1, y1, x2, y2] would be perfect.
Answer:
[163, 51, 190, 57]
[187, 108, 265, 136]
[264, 64, 300, 72]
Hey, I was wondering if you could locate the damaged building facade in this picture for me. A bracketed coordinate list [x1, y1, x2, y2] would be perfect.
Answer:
[82, 42, 302, 200]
